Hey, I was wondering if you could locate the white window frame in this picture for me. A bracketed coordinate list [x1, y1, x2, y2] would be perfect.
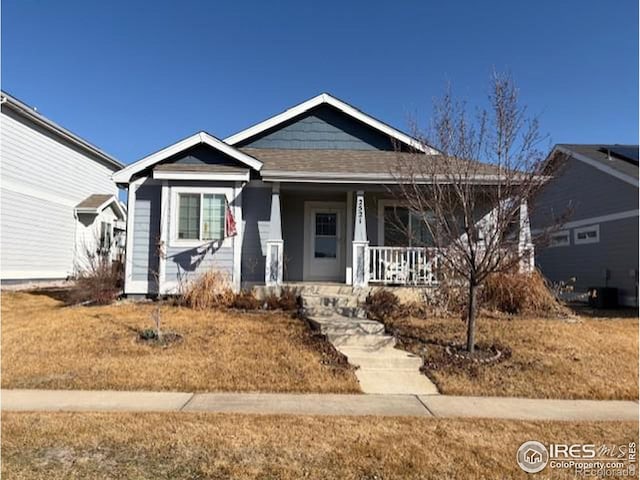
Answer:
[377, 199, 434, 247]
[549, 229, 570, 248]
[574, 224, 600, 245]
[169, 186, 234, 248]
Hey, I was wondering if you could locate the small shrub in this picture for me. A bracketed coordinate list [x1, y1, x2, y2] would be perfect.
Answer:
[181, 271, 234, 310]
[364, 289, 400, 320]
[68, 258, 122, 305]
[264, 293, 281, 310]
[232, 290, 261, 310]
[265, 287, 299, 311]
[139, 328, 158, 341]
[481, 270, 569, 316]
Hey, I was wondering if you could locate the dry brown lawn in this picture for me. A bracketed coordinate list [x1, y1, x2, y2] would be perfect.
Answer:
[1, 291, 359, 393]
[2, 412, 637, 479]
[386, 313, 639, 400]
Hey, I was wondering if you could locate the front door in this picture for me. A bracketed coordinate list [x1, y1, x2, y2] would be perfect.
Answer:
[303, 202, 346, 282]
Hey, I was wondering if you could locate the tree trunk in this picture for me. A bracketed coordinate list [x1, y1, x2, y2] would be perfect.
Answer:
[466, 280, 478, 353]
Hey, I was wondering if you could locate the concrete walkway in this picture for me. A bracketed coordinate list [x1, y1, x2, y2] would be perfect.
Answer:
[302, 290, 439, 395]
[2, 390, 637, 421]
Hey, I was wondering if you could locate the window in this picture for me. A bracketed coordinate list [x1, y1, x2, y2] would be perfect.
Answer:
[99, 221, 112, 254]
[549, 230, 570, 247]
[383, 205, 434, 247]
[574, 225, 599, 245]
[177, 192, 226, 242]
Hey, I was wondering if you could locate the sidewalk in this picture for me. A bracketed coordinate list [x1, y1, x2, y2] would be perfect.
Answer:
[2, 389, 638, 421]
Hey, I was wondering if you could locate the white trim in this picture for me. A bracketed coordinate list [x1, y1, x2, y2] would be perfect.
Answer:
[1, 91, 123, 170]
[553, 146, 638, 188]
[556, 209, 638, 231]
[345, 191, 354, 285]
[303, 201, 347, 282]
[232, 182, 243, 292]
[158, 181, 169, 294]
[152, 170, 250, 182]
[124, 177, 144, 295]
[548, 229, 571, 248]
[574, 224, 600, 245]
[224, 93, 437, 154]
[169, 186, 234, 249]
[112, 131, 262, 184]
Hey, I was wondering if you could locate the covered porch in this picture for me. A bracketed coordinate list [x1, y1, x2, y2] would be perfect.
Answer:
[262, 182, 532, 288]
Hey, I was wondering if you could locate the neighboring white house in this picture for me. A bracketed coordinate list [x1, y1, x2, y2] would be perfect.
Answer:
[1, 91, 125, 283]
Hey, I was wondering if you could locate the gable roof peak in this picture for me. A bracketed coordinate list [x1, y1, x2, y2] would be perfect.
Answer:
[224, 93, 439, 154]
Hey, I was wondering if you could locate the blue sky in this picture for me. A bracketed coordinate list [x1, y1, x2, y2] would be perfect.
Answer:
[2, 0, 638, 165]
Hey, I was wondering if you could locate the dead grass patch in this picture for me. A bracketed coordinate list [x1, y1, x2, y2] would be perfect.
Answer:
[384, 313, 638, 400]
[1, 291, 359, 393]
[2, 412, 637, 479]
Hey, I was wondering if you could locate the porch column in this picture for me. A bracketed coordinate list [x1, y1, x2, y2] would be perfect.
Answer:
[352, 190, 369, 288]
[518, 200, 534, 273]
[265, 182, 284, 286]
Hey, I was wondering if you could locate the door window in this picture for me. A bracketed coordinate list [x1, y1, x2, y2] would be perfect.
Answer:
[314, 213, 337, 258]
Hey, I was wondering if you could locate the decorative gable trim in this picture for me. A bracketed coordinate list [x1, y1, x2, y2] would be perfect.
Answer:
[224, 93, 438, 154]
[112, 131, 262, 184]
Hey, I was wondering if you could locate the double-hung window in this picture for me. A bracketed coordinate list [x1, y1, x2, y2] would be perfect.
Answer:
[177, 192, 226, 242]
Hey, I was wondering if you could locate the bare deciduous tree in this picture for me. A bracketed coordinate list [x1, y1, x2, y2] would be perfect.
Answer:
[391, 72, 568, 354]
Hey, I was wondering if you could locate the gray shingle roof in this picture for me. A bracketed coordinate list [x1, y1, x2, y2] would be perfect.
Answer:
[559, 144, 639, 179]
[154, 163, 249, 174]
[240, 148, 501, 177]
[75, 194, 114, 210]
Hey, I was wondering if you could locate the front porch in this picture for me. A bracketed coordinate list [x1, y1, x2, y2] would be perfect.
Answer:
[261, 182, 533, 289]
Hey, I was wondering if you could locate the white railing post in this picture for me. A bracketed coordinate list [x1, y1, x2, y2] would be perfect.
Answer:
[265, 183, 283, 287]
[352, 190, 369, 288]
[518, 200, 535, 273]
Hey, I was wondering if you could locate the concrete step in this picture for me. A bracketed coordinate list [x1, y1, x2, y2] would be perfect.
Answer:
[304, 306, 368, 319]
[301, 294, 361, 309]
[327, 333, 396, 349]
[355, 368, 440, 395]
[338, 347, 424, 370]
[295, 284, 370, 296]
[307, 316, 385, 335]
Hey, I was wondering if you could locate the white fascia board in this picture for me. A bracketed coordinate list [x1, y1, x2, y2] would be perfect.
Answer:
[554, 145, 639, 188]
[152, 170, 250, 182]
[224, 93, 438, 154]
[112, 132, 262, 184]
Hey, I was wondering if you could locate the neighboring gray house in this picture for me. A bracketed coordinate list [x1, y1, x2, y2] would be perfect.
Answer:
[533, 144, 639, 306]
[113, 93, 532, 296]
[1, 91, 126, 282]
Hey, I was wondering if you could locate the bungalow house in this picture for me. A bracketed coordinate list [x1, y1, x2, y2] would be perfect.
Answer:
[113, 93, 532, 295]
[1, 91, 126, 283]
[532, 144, 639, 306]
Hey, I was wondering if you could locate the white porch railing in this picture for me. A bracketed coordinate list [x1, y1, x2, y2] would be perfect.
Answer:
[368, 246, 440, 286]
